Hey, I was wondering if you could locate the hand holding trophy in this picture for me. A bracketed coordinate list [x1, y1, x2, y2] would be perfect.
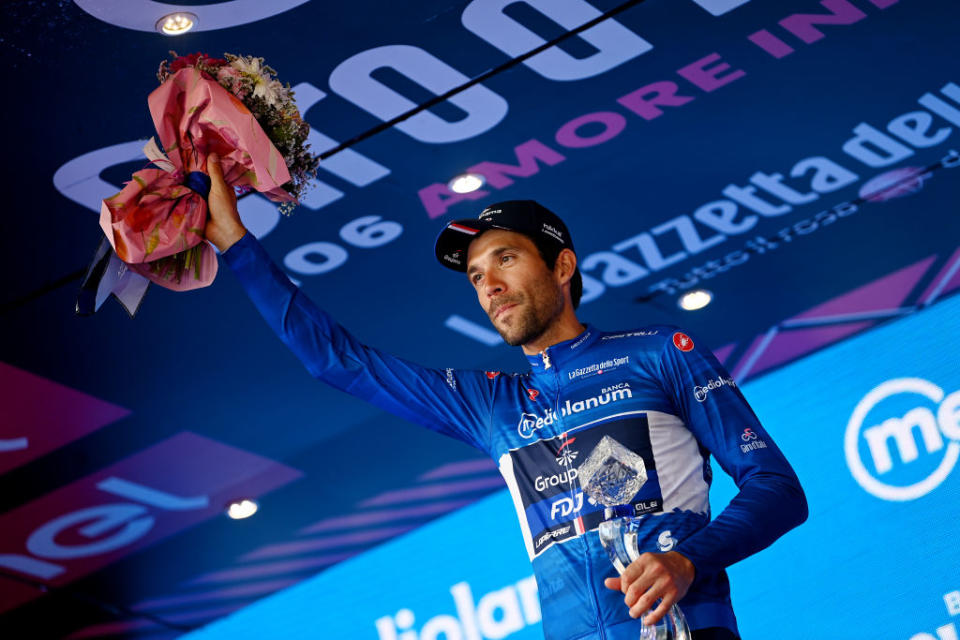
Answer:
[578, 436, 692, 640]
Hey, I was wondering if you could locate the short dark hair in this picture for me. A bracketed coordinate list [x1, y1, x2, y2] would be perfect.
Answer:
[530, 236, 583, 309]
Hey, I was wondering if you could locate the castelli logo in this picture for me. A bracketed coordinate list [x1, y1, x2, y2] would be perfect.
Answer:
[527, 388, 540, 401]
[673, 332, 695, 352]
[486, 371, 500, 379]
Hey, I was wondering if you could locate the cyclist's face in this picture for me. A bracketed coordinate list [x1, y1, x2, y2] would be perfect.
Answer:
[466, 230, 564, 347]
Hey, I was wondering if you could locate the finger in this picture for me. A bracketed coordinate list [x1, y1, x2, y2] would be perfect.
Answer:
[642, 593, 674, 627]
[634, 574, 680, 624]
[624, 573, 653, 608]
[618, 556, 646, 593]
[622, 551, 659, 583]
[206, 153, 226, 187]
[629, 582, 663, 621]
[603, 577, 621, 591]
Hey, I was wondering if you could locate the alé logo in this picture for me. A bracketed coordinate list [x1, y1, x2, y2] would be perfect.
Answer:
[845, 378, 960, 501]
[375, 577, 541, 640]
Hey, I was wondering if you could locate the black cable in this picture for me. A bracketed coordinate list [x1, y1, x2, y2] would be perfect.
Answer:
[3, 0, 649, 315]
[318, 0, 649, 160]
[0, 268, 86, 315]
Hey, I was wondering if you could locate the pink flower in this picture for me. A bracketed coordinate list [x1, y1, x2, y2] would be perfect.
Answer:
[170, 52, 228, 73]
[217, 66, 242, 84]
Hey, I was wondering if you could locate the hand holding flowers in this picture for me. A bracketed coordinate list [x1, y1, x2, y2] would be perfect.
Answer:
[203, 154, 246, 253]
[97, 52, 319, 292]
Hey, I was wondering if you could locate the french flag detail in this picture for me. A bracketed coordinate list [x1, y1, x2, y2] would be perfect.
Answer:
[575, 516, 585, 535]
[450, 223, 479, 235]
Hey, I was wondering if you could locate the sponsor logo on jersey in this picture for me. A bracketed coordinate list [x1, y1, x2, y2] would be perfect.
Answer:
[536, 435, 581, 493]
[673, 332, 695, 352]
[845, 377, 960, 501]
[486, 371, 500, 379]
[534, 467, 579, 492]
[567, 356, 630, 381]
[657, 530, 677, 552]
[517, 387, 634, 439]
[444, 368, 456, 391]
[570, 331, 593, 349]
[508, 415, 662, 559]
[555, 435, 578, 467]
[601, 330, 659, 340]
[536, 525, 572, 548]
[693, 376, 736, 402]
[601, 382, 631, 394]
[527, 388, 540, 402]
[549, 492, 583, 521]
[740, 427, 768, 452]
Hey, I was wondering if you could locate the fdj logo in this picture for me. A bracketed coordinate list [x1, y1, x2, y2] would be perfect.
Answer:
[845, 378, 960, 501]
[550, 492, 583, 520]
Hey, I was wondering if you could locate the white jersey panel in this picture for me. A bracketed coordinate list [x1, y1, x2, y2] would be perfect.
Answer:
[498, 452, 537, 561]
[647, 410, 711, 515]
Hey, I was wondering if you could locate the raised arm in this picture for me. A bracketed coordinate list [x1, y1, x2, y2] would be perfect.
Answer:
[203, 155, 495, 453]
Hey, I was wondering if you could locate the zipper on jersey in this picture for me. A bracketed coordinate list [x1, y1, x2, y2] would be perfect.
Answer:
[549, 345, 607, 639]
[582, 537, 607, 639]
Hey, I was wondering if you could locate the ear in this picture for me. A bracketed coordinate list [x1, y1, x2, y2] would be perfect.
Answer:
[554, 248, 577, 286]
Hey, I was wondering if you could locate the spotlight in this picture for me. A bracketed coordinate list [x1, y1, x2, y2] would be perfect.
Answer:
[157, 12, 197, 36]
[448, 173, 485, 194]
[678, 289, 712, 311]
[226, 499, 258, 520]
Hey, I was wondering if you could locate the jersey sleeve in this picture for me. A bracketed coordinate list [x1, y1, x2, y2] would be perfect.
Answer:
[655, 328, 808, 577]
[222, 232, 494, 453]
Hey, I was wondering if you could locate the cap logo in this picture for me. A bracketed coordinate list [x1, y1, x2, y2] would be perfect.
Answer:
[479, 208, 501, 219]
[541, 223, 564, 243]
[449, 223, 479, 235]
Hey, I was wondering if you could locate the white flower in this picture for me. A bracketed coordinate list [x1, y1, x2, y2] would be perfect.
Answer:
[229, 56, 263, 77]
[253, 78, 286, 107]
[230, 56, 288, 107]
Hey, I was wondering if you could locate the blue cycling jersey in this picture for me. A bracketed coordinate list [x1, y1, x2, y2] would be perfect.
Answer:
[224, 233, 807, 640]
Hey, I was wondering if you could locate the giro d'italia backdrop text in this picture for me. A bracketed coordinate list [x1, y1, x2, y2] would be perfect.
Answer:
[184, 283, 960, 639]
[4, 0, 960, 637]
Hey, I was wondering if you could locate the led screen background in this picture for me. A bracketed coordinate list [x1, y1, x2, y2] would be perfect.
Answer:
[184, 293, 960, 640]
[1, 1, 959, 637]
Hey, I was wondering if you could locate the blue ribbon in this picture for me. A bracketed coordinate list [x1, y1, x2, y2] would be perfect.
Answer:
[183, 171, 211, 199]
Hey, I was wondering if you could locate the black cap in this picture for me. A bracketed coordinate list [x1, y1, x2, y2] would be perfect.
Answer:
[434, 200, 575, 271]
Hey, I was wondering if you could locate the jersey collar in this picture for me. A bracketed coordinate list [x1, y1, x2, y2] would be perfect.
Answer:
[525, 325, 600, 374]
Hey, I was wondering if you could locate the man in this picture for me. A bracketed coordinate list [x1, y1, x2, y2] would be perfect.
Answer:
[204, 155, 807, 640]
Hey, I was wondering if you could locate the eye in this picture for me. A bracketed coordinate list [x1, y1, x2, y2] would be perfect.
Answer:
[500, 254, 514, 265]
[471, 273, 483, 285]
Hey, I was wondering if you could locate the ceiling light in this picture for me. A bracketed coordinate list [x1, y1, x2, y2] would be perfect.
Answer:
[448, 173, 485, 194]
[678, 289, 713, 311]
[157, 12, 197, 36]
[226, 499, 258, 520]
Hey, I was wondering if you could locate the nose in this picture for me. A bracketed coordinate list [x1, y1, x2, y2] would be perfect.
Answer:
[484, 271, 505, 298]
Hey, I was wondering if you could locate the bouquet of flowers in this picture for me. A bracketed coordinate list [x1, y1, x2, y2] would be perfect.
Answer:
[95, 52, 318, 296]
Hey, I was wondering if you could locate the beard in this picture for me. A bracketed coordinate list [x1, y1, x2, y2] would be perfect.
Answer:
[489, 284, 564, 347]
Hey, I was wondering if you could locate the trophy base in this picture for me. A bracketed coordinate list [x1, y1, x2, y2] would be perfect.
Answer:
[636, 605, 691, 640]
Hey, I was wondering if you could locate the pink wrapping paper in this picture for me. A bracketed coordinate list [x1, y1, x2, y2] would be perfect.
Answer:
[99, 67, 294, 290]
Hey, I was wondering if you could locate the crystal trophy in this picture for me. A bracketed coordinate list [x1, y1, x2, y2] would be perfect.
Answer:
[578, 436, 691, 640]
